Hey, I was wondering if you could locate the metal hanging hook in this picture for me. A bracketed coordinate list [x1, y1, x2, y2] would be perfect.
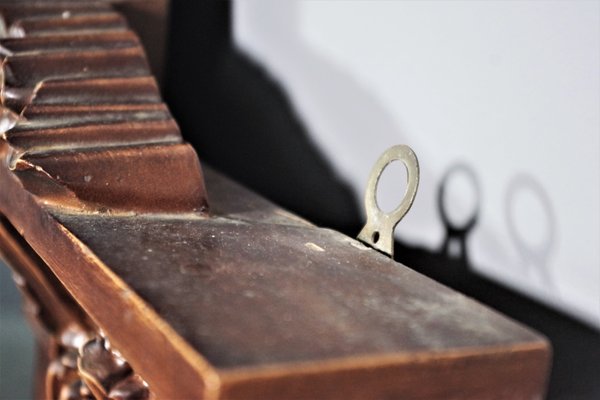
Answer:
[357, 145, 419, 258]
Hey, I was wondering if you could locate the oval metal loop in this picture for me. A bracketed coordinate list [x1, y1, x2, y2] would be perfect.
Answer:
[357, 145, 419, 258]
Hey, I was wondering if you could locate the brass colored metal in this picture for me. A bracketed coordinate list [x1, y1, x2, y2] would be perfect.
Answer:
[358, 144, 420, 257]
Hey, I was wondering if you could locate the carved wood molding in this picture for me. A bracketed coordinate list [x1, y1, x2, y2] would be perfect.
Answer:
[0, 1, 208, 215]
[0, 2, 188, 399]
[48, 332, 151, 400]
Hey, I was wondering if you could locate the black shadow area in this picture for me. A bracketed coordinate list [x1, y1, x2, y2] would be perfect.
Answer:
[164, 1, 361, 233]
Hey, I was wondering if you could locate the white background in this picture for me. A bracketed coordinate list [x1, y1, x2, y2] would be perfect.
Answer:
[234, 0, 600, 328]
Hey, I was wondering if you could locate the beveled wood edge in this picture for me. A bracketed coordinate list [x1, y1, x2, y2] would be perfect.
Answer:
[218, 341, 551, 400]
[218, 340, 551, 382]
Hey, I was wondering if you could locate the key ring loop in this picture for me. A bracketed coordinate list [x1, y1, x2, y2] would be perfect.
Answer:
[357, 145, 419, 257]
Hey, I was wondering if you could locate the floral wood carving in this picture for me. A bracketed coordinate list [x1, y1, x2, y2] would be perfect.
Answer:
[47, 328, 152, 400]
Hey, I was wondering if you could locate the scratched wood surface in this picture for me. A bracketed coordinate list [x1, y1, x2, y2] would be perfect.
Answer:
[54, 168, 546, 369]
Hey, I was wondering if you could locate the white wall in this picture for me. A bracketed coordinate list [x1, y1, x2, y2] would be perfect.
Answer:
[234, 0, 600, 328]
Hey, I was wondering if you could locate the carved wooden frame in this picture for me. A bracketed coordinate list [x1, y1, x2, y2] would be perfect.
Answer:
[0, 2, 551, 399]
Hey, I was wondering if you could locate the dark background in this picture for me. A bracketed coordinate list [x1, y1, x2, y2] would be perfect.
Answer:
[164, 2, 599, 399]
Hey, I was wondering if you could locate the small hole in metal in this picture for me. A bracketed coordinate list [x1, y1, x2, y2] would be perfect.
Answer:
[372, 231, 380, 243]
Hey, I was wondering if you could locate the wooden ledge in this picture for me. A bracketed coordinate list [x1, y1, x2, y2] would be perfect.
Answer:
[0, 163, 551, 399]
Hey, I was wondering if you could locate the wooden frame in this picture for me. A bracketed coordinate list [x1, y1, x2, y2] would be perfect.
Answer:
[0, 2, 551, 399]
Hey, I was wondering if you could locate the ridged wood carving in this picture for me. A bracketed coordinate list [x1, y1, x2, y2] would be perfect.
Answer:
[0, 1, 208, 215]
[0, 2, 203, 399]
